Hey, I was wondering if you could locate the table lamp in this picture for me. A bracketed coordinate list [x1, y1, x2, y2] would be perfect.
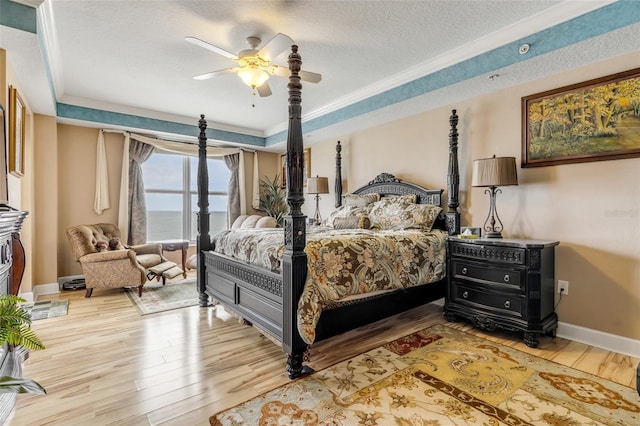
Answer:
[471, 155, 518, 238]
[307, 176, 329, 225]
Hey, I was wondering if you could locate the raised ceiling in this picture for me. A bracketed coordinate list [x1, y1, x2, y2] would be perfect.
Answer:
[1, 0, 639, 149]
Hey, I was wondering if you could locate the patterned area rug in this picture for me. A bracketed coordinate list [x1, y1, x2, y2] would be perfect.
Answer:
[124, 277, 199, 315]
[20, 300, 69, 320]
[210, 324, 639, 425]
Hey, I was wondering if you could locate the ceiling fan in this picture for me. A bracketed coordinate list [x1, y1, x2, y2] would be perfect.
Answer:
[185, 33, 322, 98]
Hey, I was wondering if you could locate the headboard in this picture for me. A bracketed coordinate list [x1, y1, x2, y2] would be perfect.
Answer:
[349, 172, 447, 232]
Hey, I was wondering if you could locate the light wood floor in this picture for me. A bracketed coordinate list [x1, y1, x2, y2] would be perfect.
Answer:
[9, 279, 639, 425]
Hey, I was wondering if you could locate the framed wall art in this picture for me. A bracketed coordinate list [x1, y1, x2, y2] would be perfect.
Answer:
[280, 148, 310, 187]
[0, 105, 9, 204]
[8, 86, 25, 177]
[522, 67, 640, 167]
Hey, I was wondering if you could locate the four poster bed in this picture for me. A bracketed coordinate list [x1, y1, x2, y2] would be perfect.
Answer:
[195, 45, 461, 379]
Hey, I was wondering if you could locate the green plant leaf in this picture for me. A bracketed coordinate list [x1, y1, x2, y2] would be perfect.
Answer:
[0, 294, 45, 350]
[259, 174, 288, 227]
[0, 376, 47, 395]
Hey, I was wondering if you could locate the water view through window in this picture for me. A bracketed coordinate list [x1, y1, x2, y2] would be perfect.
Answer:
[143, 153, 230, 241]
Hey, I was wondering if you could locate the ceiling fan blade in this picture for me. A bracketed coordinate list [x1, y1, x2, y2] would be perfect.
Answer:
[257, 81, 272, 97]
[269, 65, 290, 77]
[193, 68, 238, 80]
[268, 65, 322, 84]
[258, 33, 294, 61]
[300, 70, 322, 83]
[185, 36, 238, 60]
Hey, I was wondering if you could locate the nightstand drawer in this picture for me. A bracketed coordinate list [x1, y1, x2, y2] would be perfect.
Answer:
[452, 284, 523, 317]
[451, 259, 523, 289]
[449, 242, 526, 265]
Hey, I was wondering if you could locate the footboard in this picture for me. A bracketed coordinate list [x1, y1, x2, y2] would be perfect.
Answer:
[204, 251, 284, 342]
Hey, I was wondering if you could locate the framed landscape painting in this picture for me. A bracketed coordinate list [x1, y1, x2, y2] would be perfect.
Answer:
[8, 86, 25, 177]
[522, 67, 640, 167]
[0, 105, 8, 203]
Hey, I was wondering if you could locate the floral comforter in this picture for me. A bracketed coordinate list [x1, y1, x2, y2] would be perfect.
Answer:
[211, 226, 447, 344]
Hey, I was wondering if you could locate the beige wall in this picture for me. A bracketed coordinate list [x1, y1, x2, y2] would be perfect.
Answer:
[57, 126, 124, 277]
[1, 48, 35, 295]
[305, 51, 640, 340]
[33, 114, 58, 286]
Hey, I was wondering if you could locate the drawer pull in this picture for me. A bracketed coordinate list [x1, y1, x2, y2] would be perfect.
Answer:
[504, 301, 511, 309]
[462, 291, 468, 299]
[461, 267, 468, 275]
[503, 274, 510, 283]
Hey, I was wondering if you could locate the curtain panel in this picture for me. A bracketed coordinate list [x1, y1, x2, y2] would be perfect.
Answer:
[128, 139, 155, 245]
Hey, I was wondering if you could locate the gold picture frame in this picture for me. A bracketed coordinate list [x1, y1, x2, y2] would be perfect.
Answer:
[0, 105, 9, 203]
[280, 148, 310, 187]
[8, 86, 25, 177]
[522, 67, 640, 167]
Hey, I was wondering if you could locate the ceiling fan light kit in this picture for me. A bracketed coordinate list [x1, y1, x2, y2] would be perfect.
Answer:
[238, 67, 269, 88]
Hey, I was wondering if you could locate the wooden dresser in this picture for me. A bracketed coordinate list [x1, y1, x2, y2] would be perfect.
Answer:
[444, 236, 559, 348]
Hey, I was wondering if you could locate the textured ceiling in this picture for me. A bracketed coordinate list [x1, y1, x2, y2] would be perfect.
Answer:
[2, 0, 638, 149]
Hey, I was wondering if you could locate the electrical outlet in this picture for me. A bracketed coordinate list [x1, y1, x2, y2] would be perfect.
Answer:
[557, 280, 569, 295]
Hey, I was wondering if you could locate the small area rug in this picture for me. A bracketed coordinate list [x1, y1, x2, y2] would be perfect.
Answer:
[20, 300, 69, 320]
[210, 324, 639, 425]
[124, 277, 199, 315]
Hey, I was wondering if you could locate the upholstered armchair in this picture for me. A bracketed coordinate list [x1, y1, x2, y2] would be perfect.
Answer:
[66, 223, 169, 298]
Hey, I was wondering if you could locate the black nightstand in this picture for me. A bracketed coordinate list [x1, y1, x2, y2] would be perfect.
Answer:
[444, 237, 559, 348]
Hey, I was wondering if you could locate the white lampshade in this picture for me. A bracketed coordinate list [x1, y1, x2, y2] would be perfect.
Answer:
[472, 156, 518, 187]
[237, 67, 269, 88]
[307, 176, 329, 194]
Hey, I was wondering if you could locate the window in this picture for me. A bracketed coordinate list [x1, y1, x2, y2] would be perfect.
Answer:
[142, 153, 230, 242]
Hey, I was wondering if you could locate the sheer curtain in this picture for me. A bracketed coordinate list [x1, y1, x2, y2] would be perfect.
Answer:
[128, 139, 155, 245]
[224, 153, 241, 227]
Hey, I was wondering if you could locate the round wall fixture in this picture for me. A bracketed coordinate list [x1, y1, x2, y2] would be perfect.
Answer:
[519, 44, 530, 55]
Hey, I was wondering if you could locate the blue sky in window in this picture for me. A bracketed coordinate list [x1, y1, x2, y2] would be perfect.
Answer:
[142, 153, 230, 212]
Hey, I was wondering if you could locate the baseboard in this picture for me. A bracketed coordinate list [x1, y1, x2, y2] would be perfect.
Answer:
[32, 282, 61, 299]
[17, 291, 34, 303]
[557, 322, 640, 359]
[431, 300, 639, 359]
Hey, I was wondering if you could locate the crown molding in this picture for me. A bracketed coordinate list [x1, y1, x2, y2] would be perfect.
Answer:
[265, 0, 616, 138]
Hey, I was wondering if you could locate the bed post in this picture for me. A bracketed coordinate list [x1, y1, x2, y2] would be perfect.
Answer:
[281, 45, 311, 379]
[196, 114, 212, 306]
[335, 141, 342, 208]
[446, 109, 461, 235]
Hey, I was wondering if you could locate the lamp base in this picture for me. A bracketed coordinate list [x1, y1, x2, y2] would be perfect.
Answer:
[484, 231, 503, 238]
[313, 194, 322, 226]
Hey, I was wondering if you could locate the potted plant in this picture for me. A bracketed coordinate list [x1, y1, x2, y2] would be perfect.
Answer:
[0, 294, 46, 395]
[259, 174, 288, 227]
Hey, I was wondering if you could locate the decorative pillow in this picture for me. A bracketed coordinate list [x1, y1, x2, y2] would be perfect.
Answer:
[325, 205, 370, 227]
[95, 240, 108, 252]
[255, 216, 277, 228]
[343, 193, 380, 208]
[231, 215, 249, 229]
[240, 215, 261, 228]
[370, 198, 441, 231]
[332, 214, 371, 230]
[108, 237, 125, 250]
[385, 193, 417, 204]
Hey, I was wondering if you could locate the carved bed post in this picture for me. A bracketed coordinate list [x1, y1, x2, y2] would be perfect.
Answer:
[281, 45, 311, 379]
[446, 109, 461, 235]
[196, 114, 212, 306]
[335, 141, 342, 208]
